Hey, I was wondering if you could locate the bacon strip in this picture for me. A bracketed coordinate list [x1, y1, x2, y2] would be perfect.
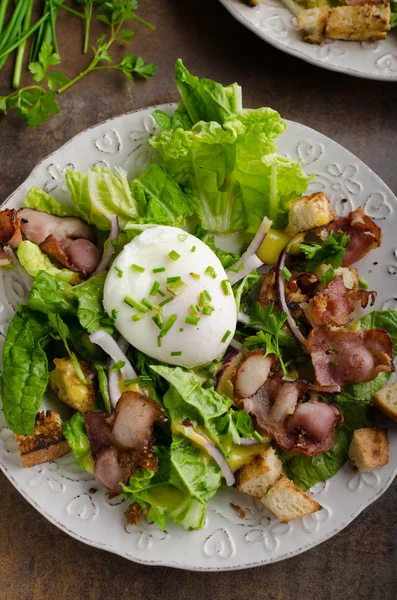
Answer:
[260, 268, 318, 318]
[308, 326, 394, 387]
[85, 392, 165, 495]
[304, 276, 376, 328]
[241, 375, 342, 455]
[316, 207, 381, 267]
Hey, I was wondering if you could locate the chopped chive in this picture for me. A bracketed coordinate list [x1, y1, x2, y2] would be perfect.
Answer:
[124, 296, 148, 313]
[150, 281, 160, 296]
[171, 351, 182, 356]
[199, 291, 207, 307]
[157, 336, 162, 347]
[167, 280, 187, 296]
[281, 266, 292, 281]
[124, 378, 139, 385]
[115, 266, 124, 278]
[179, 328, 184, 332]
[141, 297, 153, 310]
[228, 263, 244, 274]
[204, 290, 212, 302]
[190, 272, 200, 280]
[111, 308, 119, 320]
[203, 306, 214, 316]
[178, 234, 188, 242]
[158, 289, 166, 297]
[359, 278, 369, 290]
[109, 360, 125, 372]
[169, 250, 180, 261]
[222, 330, 232, 343]
[159, 314, 178, 337]
[190, 304, 199, 315]
[131, 263, 145, 273]
[329, 360, 339, 366]
[205, 266, 217, 279]
[185, 315, 200, 326]
[326, 349, 337, 355]
[221, 279, 232, 296]
[140, 375, 152, 383]
[132, 313, 145, 322]
[153, 267, 166, 273]
[195, 304, 201, 312]
[152, 314, 163, 329]
[111, 239, 118, 247]
[190, 246, 196, 252]
[166, 276, 181, 283]
[159, 296, 174, 307]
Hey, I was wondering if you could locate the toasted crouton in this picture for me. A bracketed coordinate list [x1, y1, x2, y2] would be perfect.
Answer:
[373, 382, 397, 423]
[326, 4, 391, 42]
[49, 357, 96, 413]
[261, 475, 321, 522]
[15, 411, 70, 467]
[348, 428, 389, 473]
[286, 192, 335, 237]
[298, 7, 330, 44]
[315, 265, 359, 291]
[235, 447, 283, 498]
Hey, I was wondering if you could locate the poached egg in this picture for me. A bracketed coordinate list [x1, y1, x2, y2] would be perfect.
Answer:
[103, 226, 237, 368]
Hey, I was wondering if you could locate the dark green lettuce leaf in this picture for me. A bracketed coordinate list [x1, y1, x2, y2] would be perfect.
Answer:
[72, 273, 113, 335]
[28, 271, 76, 316]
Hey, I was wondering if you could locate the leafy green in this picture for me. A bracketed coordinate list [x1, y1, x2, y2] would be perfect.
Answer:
[48, 314, 87, 383]
[96, 364, 111, 413]
[232, 270, 261, 314]
[23, 186, 79, 217]
[245, 302, 288, 373]
[17, 241, 80, 284]
[62, 412, 94, 473]
[72, 273, 113, 334]
[193, 224, 240, 268]
[28, 271, 76, 316]
[319, 267, 335, 286]
[299, 232, 350, 271]
[130, 164, 195, 227]
[1, 306, 50, 435]
[356, 309, 397, 351]
[65, 166, 139, 230]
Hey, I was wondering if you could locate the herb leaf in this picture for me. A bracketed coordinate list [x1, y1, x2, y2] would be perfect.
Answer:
[299, 232, 350, 271]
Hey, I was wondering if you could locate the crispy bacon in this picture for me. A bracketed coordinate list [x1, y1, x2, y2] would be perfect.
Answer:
[40, 235, 101, 274]
[304, 276, 376, 328]
[241, 375, 342, 455]
[308, 326, 394, 387]
[18, 208, 95, 244]
[260, 268, 318, 317]
[85, 392, 165, 495]
[316, 207, 381, 267]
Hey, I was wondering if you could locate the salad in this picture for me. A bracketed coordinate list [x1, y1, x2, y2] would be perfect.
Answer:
[242, 0, 397, 46]
[1, 60, 396, 532]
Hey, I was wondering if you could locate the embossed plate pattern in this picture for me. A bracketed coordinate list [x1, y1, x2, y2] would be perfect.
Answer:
[0, 105, 396, 570]
[219, 0, 397, 81]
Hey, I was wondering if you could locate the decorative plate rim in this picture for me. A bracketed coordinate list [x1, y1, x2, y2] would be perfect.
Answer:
[1, 104, 397, 571]
[218, 0, 397, 82]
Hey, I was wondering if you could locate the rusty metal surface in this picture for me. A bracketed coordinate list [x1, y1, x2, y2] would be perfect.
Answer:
[0, 1, 396, 597]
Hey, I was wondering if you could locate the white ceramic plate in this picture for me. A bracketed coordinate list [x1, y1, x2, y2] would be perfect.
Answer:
[219, 0, 397, 81]
[0, 105, 397, 571]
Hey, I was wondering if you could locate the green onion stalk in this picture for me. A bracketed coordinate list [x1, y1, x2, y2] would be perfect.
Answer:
[13, 0, 34, 89]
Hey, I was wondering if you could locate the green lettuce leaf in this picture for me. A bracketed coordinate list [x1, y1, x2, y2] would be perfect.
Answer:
[65, 166, 139, 231]
[232, 270, 261, 314]
[72, 273, 113, 334]
[24, 186, 79, 217]
[28, 271, 76, 316]
[62, 412, 94, 473]
[1, 306, 50, 435]
[17, 241, 80, 284]
[356, 309, 397, 351]
[193, 224, 240, 268]
[96, 364, 111, 413]
[48, 313, 87, 383]
[130, 164, 195, 227]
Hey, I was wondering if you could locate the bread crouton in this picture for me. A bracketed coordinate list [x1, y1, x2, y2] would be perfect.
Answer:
[348, 428, 389, 473]
[261, 475, 321, 522]
[286, 192, 335, 236]
[373, 382, 397, 423]
[298, 7, 330, 44]
[15, 411, 70, 467]
[326, 4, 391, 42]
[315, 265, 359, 291]
[235, 447, 283, 498]
[49, 357, 96, 414]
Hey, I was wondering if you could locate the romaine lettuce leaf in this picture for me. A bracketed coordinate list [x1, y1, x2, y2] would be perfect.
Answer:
[130, 164, 195, 227]
[65, 166, 139, 230]
[28, 271, 76, 316]
[1, 306, 50, 435]
[17, 241, 80, 284]
[356, 309, 397, 351]
[72, 273, 113, 334]
[193, 224, 240, 268]
[24, 186, 79, 217]
[232, 270, 261, 313]
[62, 412, 94, 473]
[48, 313, 87, 383]
[96, 364, 111, 413]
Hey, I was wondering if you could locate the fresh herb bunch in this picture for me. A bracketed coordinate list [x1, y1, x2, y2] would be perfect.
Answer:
[298, 231, 350, 271]
[245, 302, 288, 374]
[0, 0, 157, 127]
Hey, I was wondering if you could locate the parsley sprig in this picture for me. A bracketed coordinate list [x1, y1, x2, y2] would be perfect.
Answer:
[298, 232, 350, 271]
[244, 302, 288, 374]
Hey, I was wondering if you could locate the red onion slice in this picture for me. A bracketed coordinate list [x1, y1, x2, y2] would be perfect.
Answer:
[275, 235, 309, 351]
[227, 253, 263, 285]
[90, 216, 119, 278]
[108, 369, 121, 409]
[89, 330, 138, 383]
[204, 443, 235, 486]
[230, 338, 242, 351]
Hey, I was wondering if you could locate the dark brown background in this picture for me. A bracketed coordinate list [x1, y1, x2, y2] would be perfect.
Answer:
[1, 1, 397, 598]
